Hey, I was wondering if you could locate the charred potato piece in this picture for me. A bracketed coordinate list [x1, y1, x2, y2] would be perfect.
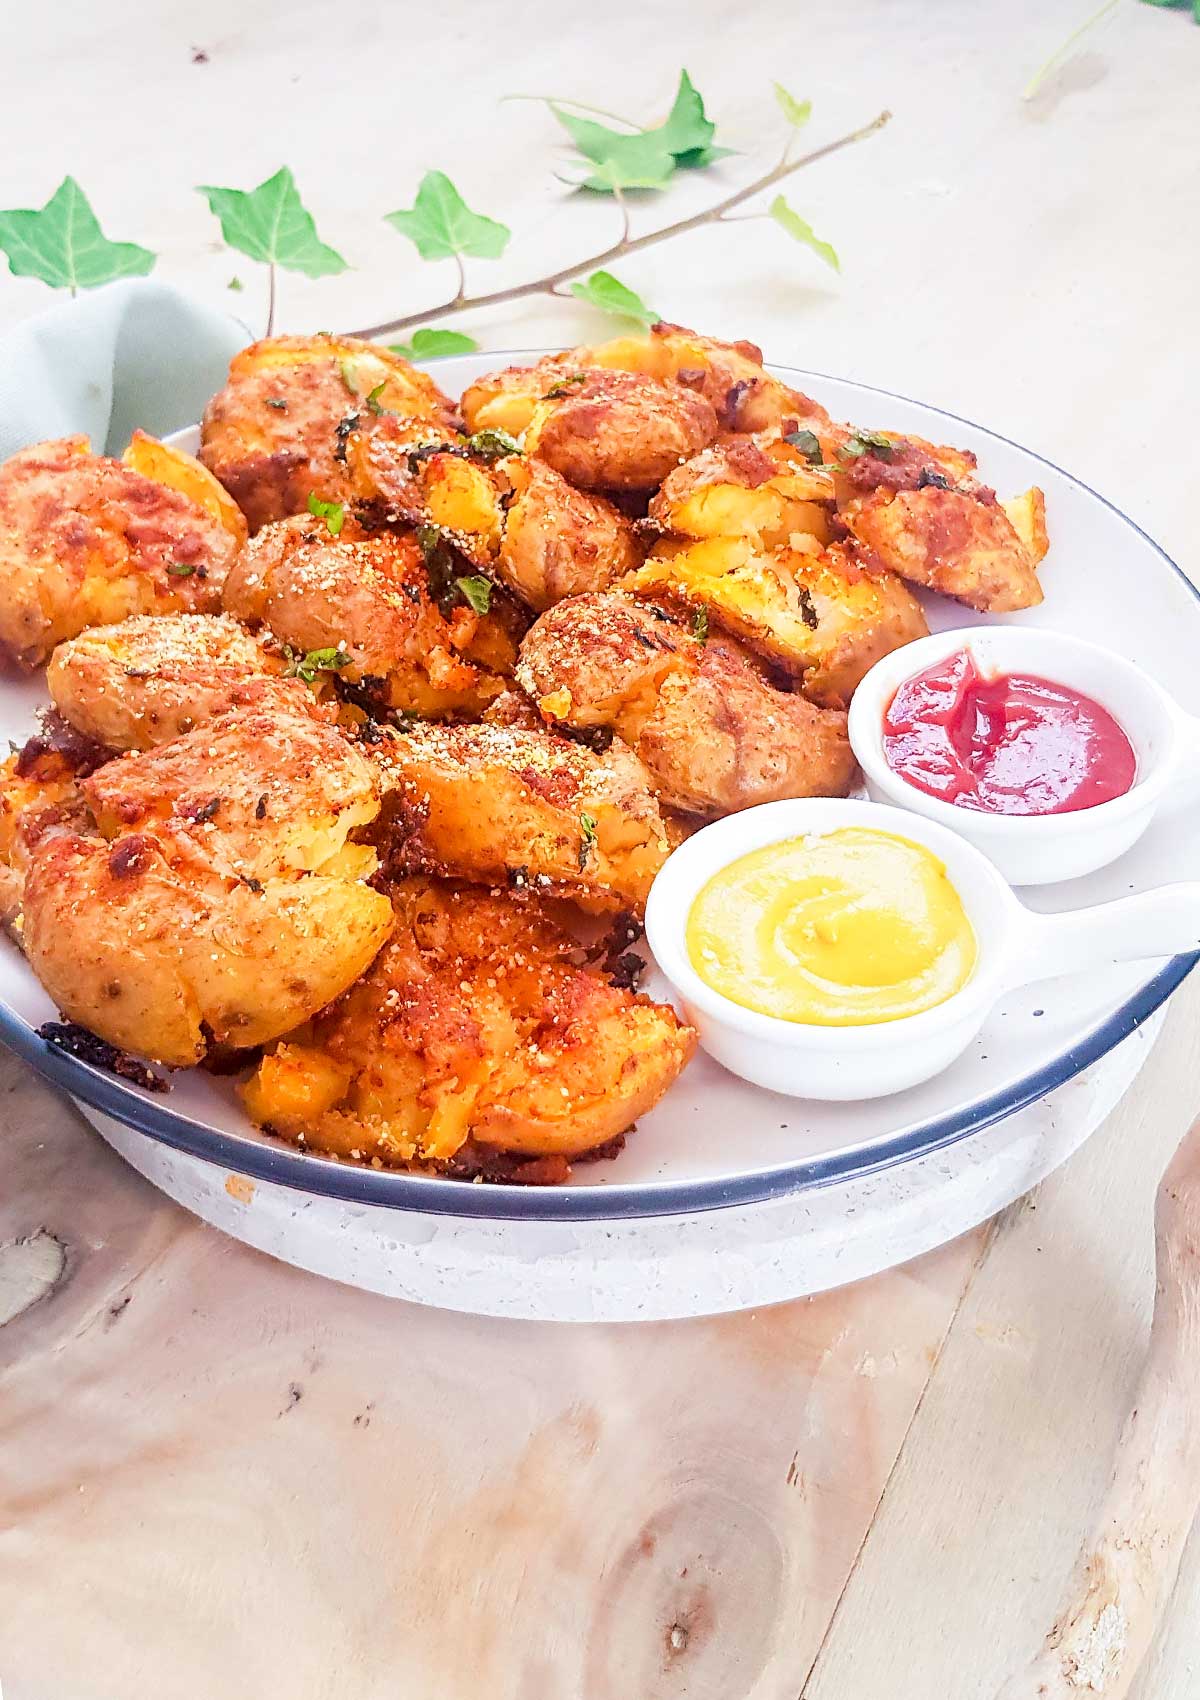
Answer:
[624, 538, 929, 707]
[496, 457, 642, 609]
[199, 335, 456, 532]
[525, 369, 719, 491]
[0, 436, 240, 669]
[21, 698, 392, 1065]
[23, 831, 392, 1067]
[375, 718, 670, 913]
[243, 874, 694, 1172]
[0, 712, 107, 925]
[580, 321, 831, 435]
[649, 436, 835, 548]
[841, 484, 1046, 612]
[47, 613, 291, 751]
[224, 513, 510, 718]
[517, 593, 856, 816]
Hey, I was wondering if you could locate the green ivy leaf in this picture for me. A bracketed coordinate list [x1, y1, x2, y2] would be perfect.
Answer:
[196, 167, 347, 277]
[0, 177, 155, 293]
[552, 71, 730, 193]
[773, 85, 812, 129]
[769, 195, 840, 272]
[658, 71, 733, 168]
[455, 575, 493, 615]
[386, 172, 510, 261]
[388, 327, 480, 360]
[568, 270, 658, 325]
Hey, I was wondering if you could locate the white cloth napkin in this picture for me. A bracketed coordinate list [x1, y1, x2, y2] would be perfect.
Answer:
[0, 279, 247, 460]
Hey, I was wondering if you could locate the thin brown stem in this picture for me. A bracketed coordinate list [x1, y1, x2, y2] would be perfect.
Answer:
[347, 109, 890, 341]
[452, 252, 466, 305]
[265, 261, 277, 336]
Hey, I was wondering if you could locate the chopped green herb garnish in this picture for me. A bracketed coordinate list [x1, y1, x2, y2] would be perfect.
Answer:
[838, 429, 895, 462]
[796, 584, 818, 629]
[283, 644, 351, 685]
[546, 371, 588, 398]
[365, 380, 388, 415]
[579, 811, 598, 870]
[307, 492, 345, 535]
[466, 427, 522, 460]
[227, 275, 244, 292]
[455, 575, 492, 616]
[783, 428, 823, 465]
[265, 396, 288, 411]
[691, 605, 709, 643]
[167, 562, 196, 577]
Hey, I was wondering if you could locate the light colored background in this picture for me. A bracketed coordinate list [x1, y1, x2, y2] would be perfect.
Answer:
[3, 1, 1200, 1694]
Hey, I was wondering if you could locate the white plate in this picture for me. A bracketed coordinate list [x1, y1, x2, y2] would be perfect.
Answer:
[0, 357, 1196, 1224]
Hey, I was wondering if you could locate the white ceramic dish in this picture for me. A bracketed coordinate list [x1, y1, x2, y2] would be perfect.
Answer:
[646, 796, 1200, 1099]
[0, 355, 1196, 1226]
[848, 626, 1200, 885]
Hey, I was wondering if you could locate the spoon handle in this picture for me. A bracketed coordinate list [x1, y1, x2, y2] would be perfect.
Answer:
[995, 1112, 1200, 1698]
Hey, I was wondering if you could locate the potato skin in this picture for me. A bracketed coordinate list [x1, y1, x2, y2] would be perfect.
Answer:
[624, 538, 929, 707]
[242, 874, 695, 1169]
[526, 369, 719, 491]
[496, 457, 642, 609]
[649, 436, 835, 547]
[47, 613, 290, 750]
[374, 717, 670, 914]
[841, 484, 1045, 612]
[224, 513, 510, 718]
[0, 437, 239, 669]
[459, 354, 580, 436]
[199, 336, 456, 532]
[517, 593, 856, 815]
[23, 831, 392, 1067]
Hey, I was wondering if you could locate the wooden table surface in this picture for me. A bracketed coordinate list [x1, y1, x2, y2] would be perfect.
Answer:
[2, 2, 1199, 1694]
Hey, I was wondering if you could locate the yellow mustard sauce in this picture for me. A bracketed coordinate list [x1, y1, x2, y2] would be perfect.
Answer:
[686, 827, 977, 1026]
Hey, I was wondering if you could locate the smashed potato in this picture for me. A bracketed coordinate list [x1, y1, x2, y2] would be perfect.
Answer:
[525, 368, 719, 491]
[22, 699, 392, 1066]
[459, 353, 581, 437]
[841, 484, 1046, 612]
[47, 613, 291, 751]
[373, 716, 670, 913]
[243, 874, 695, 1173]
[0, 436, 240, 669]
[199, 335, 456, 531]
[224, 512, 512, 718]
[624, 538, 929, 706]
[517, 593, 856, 816]
[649, 435, 835, 548]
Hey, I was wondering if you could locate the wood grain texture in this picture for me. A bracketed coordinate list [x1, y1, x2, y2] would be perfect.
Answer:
[0, 1053, 985, 1700]
[803, 981, 1200, 1700]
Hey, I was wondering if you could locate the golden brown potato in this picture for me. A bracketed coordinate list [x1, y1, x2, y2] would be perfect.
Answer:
[47, 613, 292, 750]
[496, 457, 642, 609]
[122, 430, 249, 548]
[21, 698, 392, 1066]
[525, 369, 719, 491]
[579, 321, 831, 435]
[841, 484, 1046, 612]
[649, 435, 835, 548]
[199, 335, 456, 531]
[0, 713, 106, 926]
[517, 593, 856, 816]
[459, 353, 581, 436]
[242, 874, 695, 1173]
[0, 436, 241, 669]
[23, 832, 392, 1067]
[373, 717, 670, 914]
[828, 428, 981, 495]
[224, 513, 511, 718]
[623, 538, 929, 707]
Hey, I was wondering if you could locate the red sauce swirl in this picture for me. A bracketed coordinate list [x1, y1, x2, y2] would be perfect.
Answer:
[882, 648, 1137, 816]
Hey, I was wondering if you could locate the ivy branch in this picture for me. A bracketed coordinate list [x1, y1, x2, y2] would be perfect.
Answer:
[349, 103, 891, 341]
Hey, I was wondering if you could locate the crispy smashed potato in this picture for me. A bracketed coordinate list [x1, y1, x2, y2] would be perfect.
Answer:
[517, 593, 856, 815]
[525, 369, 719, 490]
[243, 875, 695, 1173]
[0, 713, 106, 926]
[459, 353, 581, 436]
[581, 321, 831, 435]
[624, 538, 929, 707]
[497, 456, 642, 608]
[224, 513, 513, 717]
[22, 699, 392, 1065]
[374, 716, 670, 913]
[47, 613, 291, 750]
[122, 430, 248, 547]
[841, 484, 1046, 611]
[199, 335, 456, 531]
[649, 435, 835, 548]
[0, 436, 240, 669]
